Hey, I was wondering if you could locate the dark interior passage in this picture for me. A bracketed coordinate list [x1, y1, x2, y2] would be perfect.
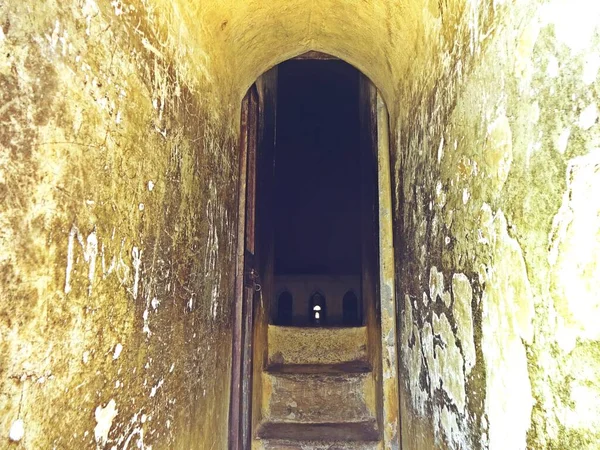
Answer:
[274, 60, 361, 276]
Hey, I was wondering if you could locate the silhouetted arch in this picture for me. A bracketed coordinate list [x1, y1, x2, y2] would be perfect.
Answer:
[343, 291, 361, 326]
[309, 292, 327, 326]
[276, 291, 294, 325]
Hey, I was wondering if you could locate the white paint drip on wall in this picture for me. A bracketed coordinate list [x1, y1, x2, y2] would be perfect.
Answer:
[578, 103, 598, 130]
[64, 225, 80, 294]
[122, 427, 145, 450]
[546, 55, 560, 78]
[94, 399, 118, 446]
[9, 419, 24, 442]
[113, 343, 123, 360]
[556, 128, 571, 154]
[149, 379, 164, 398]
[142, 309, 151, 336]
[205, 191, 222, 320]
[132, 247, 142, 300]
[583, 52, 600, 85]
[84, 230, 98, 295]
[462, 188, 470, 204]
[211, 284, 219, 319]
[65, 225, 98, 295]
[401, 294, 428, 415]
[406, 270, 478, 447]
[431, 311, 467, 412]
[117, 238, 130, 285]
[548, 149, 600, 343]
[452, 274, 476, 375]
[421, 315, 469, 447]
[479, 208, 534, 450]
[541, 0, 600, 53]
[429, 266, 445, 303]
[82, 0, 99, 36]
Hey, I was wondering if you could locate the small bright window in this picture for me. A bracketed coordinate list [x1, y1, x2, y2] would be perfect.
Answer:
[309, 293, 326, 325]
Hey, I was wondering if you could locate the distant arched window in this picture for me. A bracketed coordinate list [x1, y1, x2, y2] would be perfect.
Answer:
[343, 291, 360, 326]
[276, 291, 293, 325]
[309, 292, 327, 326]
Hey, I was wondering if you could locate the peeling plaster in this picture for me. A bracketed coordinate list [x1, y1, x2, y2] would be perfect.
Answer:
[479, 208, 534, 450]
[452, 274, 476, 375]
[429, 266, 445, 304]
[549, 149, 600, 342]
[484, 114, 513, 190]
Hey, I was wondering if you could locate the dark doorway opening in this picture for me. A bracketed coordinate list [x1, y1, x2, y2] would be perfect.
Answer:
[343, 291, 360, 326]
[274, 60, 361, 275]
[230, 54, 399, 450]
[271, 59, 363, 326]
[276, 291, 293, 325]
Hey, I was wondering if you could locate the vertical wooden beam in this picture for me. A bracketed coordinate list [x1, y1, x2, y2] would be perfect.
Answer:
[230, 86, 259, 450]
[229, 91, 250, 450]
[377, 92, 401, 450]
[241, 87, 259, 449]
[251, 67, 278, 448]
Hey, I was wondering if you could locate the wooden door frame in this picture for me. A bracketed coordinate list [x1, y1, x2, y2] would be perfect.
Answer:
[229, 85, 259, 450]
[376, 89, 401, 450]
[229, 58, 400, 450]
[360, 75, 401, 449]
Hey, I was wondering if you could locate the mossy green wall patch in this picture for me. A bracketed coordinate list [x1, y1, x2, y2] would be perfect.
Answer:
[394, 0, 600, 448]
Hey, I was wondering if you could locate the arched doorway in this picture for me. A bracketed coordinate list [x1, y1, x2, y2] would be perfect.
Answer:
[342, 290, 361, 326]
[275, 291, 293, 325]
[229, 51, 399, 450]
[309, 292, 327, 325]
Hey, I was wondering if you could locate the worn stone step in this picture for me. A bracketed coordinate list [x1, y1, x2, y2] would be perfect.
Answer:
[267, 362, 371, 374]
[259, 372, 378, 441]
[267, 325, 369, 370]
[258, 440, 381, 450]
[257, 421, 380, 442]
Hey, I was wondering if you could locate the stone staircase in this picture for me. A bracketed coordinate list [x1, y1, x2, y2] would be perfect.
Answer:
[255, 325, 381, 449]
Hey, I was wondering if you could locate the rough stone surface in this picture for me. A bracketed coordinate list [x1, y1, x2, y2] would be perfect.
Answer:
[268, 325, 369, 369]
[3, 0, 600, 448]
[1, 1, 237, 448]
[261, 373, 376, 425]
[396, 0, 600, 448]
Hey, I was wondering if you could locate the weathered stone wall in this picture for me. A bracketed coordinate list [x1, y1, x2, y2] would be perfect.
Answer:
[396, 0, 600, 448]
[0, 0, 239, 448]
[4, 0, 600, 448]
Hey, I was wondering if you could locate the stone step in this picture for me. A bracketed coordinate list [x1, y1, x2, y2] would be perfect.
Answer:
[258, 372, 378, 441]
[258, 440, 381, 450]
[267, 362, 371, 374]
[267, 325, 369, 370]
[257, 422, 380, 442]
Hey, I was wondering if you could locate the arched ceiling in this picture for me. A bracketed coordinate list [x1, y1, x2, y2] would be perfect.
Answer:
[161, 0, 477, 118]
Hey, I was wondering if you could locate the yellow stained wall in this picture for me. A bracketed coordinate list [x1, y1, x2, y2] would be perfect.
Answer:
[2, 0, 600, 448]
[0, 0, 238, 448]
[397, 0, 600, 449]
